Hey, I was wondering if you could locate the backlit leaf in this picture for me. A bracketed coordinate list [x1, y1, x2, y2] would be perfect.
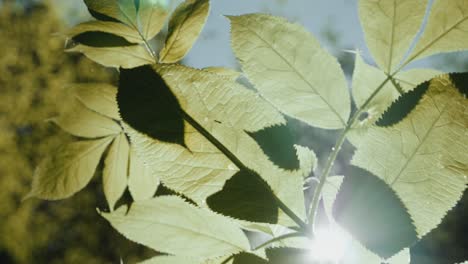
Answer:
[67, 44, 154, 68]
[100, 196, 250, 259]
[138, 0, 169, 40]
[67, 20, 143, 43]
[159, 0, 210, 63]
[230, 14, 350, 129]
[406, 0, 468, 64]
[103, 133, 130, 210]
[84, 0, 138, 26]
[352, 73, 468, 238]
[359, 0, 427, 73]
[51, 98, 121, 138]
[26, 137, 113, 200]
[154, 64, 315, 225]
[128, 147, 160, 201]
[70, 83, 121, 120]
[351, 53, 441, 128]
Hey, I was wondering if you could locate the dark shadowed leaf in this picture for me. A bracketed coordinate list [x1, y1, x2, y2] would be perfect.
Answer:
[207, 169, 279, 224]
[333, 166, 418, 259]
[247, 123, 300, 170]
[376, 81, 429, 127]
[118, 65, 186, 146]
[266, 247, 311, 264]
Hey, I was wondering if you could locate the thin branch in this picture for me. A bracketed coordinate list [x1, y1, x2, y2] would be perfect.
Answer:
[307, 75, 393, 230]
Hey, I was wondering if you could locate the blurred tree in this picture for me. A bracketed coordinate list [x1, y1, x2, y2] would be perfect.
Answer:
[0, 1, 154, 263]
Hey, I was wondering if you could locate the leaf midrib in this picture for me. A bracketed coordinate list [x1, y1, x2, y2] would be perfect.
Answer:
[239, 21, 346, 126]
[389, 99, 447, 186]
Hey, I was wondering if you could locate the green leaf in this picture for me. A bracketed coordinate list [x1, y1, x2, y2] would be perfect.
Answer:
[394, 68, 442, 91]
[128, 147, 160, 201]
[67, 44, 154, 68]
[202, 67, 242, 81]
[26, 137, 113, 200]
[51, 98, 121, 138]
[351, 53, 441, 128]
[406, 0, 468, 64]
[359, 0, 427, 73]
[118, 66, 186, 145]
[265, 247, 311, 264]
[352, 73, 468, 238]
[159, 0, 210, 63]
[70, 83, 121, 120]
[100, 196, 250, 259]
[207, 170, 279, 224]
[119, 65, 315, 225]
[333, 166, 417, 259]
[139, 256, 200, 264]
[321, 176, 344, 221]
[138, 0, 169, 40]
[154, 64, 315, 225]
[103, 133, 130, 210]
[84, 0, 138, 26]
[229, 14, 350, 129]
[67, 20, 143, 43]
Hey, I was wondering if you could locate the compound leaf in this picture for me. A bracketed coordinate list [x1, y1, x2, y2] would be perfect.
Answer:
[103, 133, 130, 210]
[351, 53, 441, 128]
[159, 0, 210, 63]
[26, 137, 113, 200]
[359, 0, 427, 73]
[100, 196, 250, 260]
[154, 64, 315, 225]
[230, 14, 350, 129]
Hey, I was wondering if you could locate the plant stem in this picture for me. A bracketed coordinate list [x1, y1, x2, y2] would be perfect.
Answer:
[253, 232, 303, 251]
[307, 75, 393, 230]
[180, 111, 308, 231]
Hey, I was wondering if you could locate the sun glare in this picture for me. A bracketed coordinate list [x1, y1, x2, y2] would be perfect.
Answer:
[309, 227, 350, 263]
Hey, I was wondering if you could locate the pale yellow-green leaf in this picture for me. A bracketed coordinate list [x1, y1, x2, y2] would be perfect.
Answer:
[51, 98, 121, 138]
[100, 196, 250, 259]
[359, 0, 427, 73]
[139, 256, 204, 264]
[394, 68, 442, 91]
[345, 238, 410, 263]
[26, 137, 113, 200]
[322, 176, 344, 222]
[128, 147, 159, 201]
[229, 14, 350, 129]
[103, 133, 130, 210]
[351, 53, 441, 129]
[138, 0, 169, 40]
[352, 74, 468, 237]
[202, 67, 241, 81]
[154, 64, 315, 225]
[67, 20, 143, 43]
[125, 123, 237, 204]
[84, 0, 137, 26]
[70, 83, 121, 120]
[406, 0, 468, 64]
[159, 0, 210, 63]
[67, 44, 154, 68]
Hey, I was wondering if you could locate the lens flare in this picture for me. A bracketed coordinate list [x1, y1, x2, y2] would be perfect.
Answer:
[309, 227, 349, 263]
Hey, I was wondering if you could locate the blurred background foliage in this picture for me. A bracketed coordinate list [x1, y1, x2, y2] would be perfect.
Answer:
[0, 0, 467, 263]
[0, 1, 154, 263]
